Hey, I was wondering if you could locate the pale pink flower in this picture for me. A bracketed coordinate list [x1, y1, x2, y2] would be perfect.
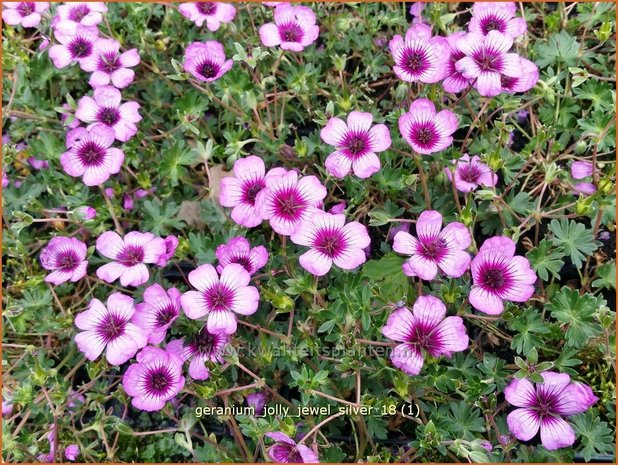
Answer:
[132, 284, 181, 344]
[290, 212, 371, 276]
[259, 5, 319, 52]
[183, 41, 233, 82]
[2, 2, 49, 28]
[571, 161, 594, 179]
[442, 31, 473, 93]
[444, 154, 498, 193]
[216, 237, 268, 275]
[40, 236, 89, 285]
[180, 264, 260, 335]
[95, 231, 166, 287]
[320, 111, 391, 179]
[179, 2, 236, 31]
[166, 329, 229, 380]
[393, 210, 471, 280]
[52, 2, 108, 34]
[155, 235, 179, 267]
[381, 295, 468, 376]
[468, 2, 527, 38]
[74, 293, 148, 365]
[80, 39, 141, 89]
[399, 98, 458, 155]
[256, 170, 327, 236]
[48, 25, 99, 69]
[265, 432, 319, 463]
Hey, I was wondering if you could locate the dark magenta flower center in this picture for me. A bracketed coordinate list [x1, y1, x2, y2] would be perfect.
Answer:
[78, 141, 107, 166]
[459, 164, 482, 184]
[231, 255, 253, 273]
[199, 60, 219, 79]
[416, 127, 434, 145]
[421, 239, 446, 260]
[69, 37, 93, 59]
[146, 369, 173, 394]
[156, 306, 177, 326]
[276, 190, 303, 219]
[279, 23, 303, 43]
[314, 229, 345, 258]
[17, 2, 35, 16]
[197, 2, 216, 15]
[58, 252, 79, 271]
[97, 107, 121, 126]
[481, 17, 505, 34]
[346, 135, 366, 155]
[204, 284, 233, 312]
[99, 52, 121, 73]
[118, 246, 145, 266]
[99, 313, 127, 342]
[243, 180, 265, 204]
[68, 4, 90, 22]
[483, 269, 505, 289]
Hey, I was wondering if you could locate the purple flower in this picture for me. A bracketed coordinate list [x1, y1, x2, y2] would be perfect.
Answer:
[246, 392, 268, 416]
[75, 86, 142, 142]
[442, 31, 473, 93]
[52, 2, 107, 34]
[123, 194, 134, 211]
[290, 211, 371, 277]
[64, 445, 80, 462]
[48, 25, 99, 69]
[38, 36, 51, 51]
[399, 98, 458, 155]
[27, 157, 49, 170]
[216, 237, 269, 275]
[74, 206, 97, 221]
[393, 210, 471, 280]
[389, 23, 449, 83]
[40, 237, 88, 285]
[468, 2, 527, 38]
[2, 390, 13, 418]
[74, 293, 148, 365]
[183, 41, 233, 82]
[178, 2, 236, 31]
[155, 235, 179, 267]
[573, 182, 597, 196]
[320, 111, 391, 179]
[181, 264, 260, 335]
[571, 161, 594, 180]
[455, 31, 522, 97]
[265, 432, 319, 463]
[123, 347, 185, 411]
[505, 372, 598, 450]
[259, 5, 320, 52]
[409, 2, 425, 19]
[328, 202, 346, 215]
[469, 236, 537, 315]
[444, 154, 498, 193]
[256, 170, 327, 236]
[2, 171, 8, 189]
[60, 125, 124, 186]
[95, 231, 166, 287]
[381, 295, 469, 376]
[166, 329, 229, 380]
[219, 155, 286, 228]
[80, 39, 141, 89]
[2, 2, 49, 28]
[501, 57, 538, 93]
[132, 284, 181, 345]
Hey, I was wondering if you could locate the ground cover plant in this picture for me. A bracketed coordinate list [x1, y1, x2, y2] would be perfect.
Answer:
[1, 1, 616, 463]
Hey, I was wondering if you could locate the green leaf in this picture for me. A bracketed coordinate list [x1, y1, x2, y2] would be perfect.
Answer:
[571, 410, 615, 462]
[549, 219, 598, 269]
[546, 287, 604, 348]
[592, 262, 616, 289]
[534, 30, 580, 68]
[509, 310, 551, 355]
[526, 239, 564, 281]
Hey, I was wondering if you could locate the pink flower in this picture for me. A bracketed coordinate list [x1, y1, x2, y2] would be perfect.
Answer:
[393, 210, 471, 280]
[256, 170, 327, 236]
[259, 5, 320, 52]
[444, 154, 498, 193]
[501, 56, 538, 93]
[166, 329, 229, 380]
[74, 293, 148, 365]
[409, 2, 425, 19]
[180, 264, 260, 335]
[328, 202, 346, 215]
[95, 231, 166, 287]
[2, 171, 9, 188]
[246, 392, 268, 416]
[455, 31, 523, 97]
[2, 2, 49, 28]
[60, 126, 124, 186]
[75, 86, 142, 142]
[178, 2, 236, 31]
[183, 41, 233, 82]
[468, 2, 527, 38]
[123, 193, 134, 211]
[290, 212, 371, 276]
[40, 237, 88, 285]
[399, 98, 458, 155]
[573, 182, 597, 196]
[216, 237, 268, 275]
[64, 445, 80, 462]
[38, 36, 50, 51]
[27, 157, 49, 170]
[389, 23, 449, 83]
[442, 31, 473, 93]
[52, 2, 107, 34]
[320, 111, 391, 179]
[74, 206, 97, 220]
[80, 39, 141, 89]
[123, 347, 185, 411]
[265, 432, 319, 463]
[505, 372, 598, 450]
[132, 284, 181, 344]
[381, 295, 468, 376]
[571, 160, 594, 179]
[219, 155, 286, 228]
[155, 235, 179, 267]
[469, 236, 537, 315]
[263, 1, 290, 7]
[48, 25, 99, 69]
[2, 390, 14, 418]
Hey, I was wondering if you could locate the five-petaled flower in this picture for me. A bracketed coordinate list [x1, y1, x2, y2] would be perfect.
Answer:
[399, 98, 458, 155]
[40, 237, 89, 285]
[179, 2, 236, 31]
[216, 237, 269, 275]
[74, 292, 148, 365]
[393, 210, 472, 280]
[444, 154, 498, 193]
[259, 5, 320, 51]
[320, 111, 391, 179]
[505, 372, 598, 450]
[79, 38, 141, 89]
[468, 2, 527, 39]
[52, 2, 108, 34]
[381, 295, 469, 376]
[48, 24, 100, 69]
[183, 41, 233, 82]
[180, 264, 260, 335]
[265, 432, 319, 463]
[166, 328, 229, 380]
[132, 284, 182, 344]
[2, 2, 49, 28]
